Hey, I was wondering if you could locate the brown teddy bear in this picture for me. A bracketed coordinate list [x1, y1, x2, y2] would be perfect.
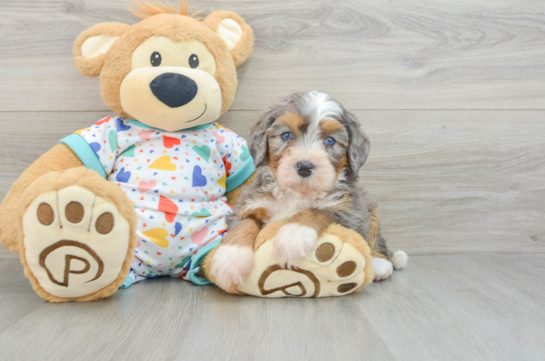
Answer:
[0, 1, 375, 302]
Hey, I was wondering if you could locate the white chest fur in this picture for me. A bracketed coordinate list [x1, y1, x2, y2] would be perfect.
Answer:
[245, 186, 344, 223]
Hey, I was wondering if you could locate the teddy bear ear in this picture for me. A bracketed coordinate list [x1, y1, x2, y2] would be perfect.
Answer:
[73, 22, 131, 77]
[203, 11, 254, 67]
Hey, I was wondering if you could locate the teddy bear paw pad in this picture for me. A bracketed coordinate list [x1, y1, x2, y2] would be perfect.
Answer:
[237, 231, 369, 298]
[22, 186, 131, 298]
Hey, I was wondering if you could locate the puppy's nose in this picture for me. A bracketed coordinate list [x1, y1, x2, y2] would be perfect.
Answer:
[296, 161, 314, 178]
[150, 73, 198, 108]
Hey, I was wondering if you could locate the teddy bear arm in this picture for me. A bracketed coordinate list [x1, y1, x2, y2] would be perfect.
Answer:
[0, 143, 83, 253]
[198, 172, 256, 292]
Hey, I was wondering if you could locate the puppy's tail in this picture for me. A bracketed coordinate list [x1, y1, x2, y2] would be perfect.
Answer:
[392, 250, 408, 270]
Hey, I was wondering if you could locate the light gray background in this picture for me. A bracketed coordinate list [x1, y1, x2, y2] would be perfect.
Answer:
[0, 1, 544, 360]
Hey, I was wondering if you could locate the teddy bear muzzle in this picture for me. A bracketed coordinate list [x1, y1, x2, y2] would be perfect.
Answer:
[119, 66, 222, 131]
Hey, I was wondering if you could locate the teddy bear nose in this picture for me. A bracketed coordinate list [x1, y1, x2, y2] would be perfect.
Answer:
[150, 72, 198, 108]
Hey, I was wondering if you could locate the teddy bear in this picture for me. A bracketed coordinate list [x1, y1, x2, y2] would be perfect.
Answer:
[0, 1, 374, 302]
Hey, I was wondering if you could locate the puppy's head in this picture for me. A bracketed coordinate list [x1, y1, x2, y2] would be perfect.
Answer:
[249, 91, 370, 195]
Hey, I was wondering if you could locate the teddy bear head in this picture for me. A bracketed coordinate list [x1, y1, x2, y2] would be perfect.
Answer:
[73, 1, 254, 131]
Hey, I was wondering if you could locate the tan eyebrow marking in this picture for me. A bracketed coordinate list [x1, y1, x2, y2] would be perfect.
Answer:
[278, 111, 305, 133]
[320, 119, 343, 134]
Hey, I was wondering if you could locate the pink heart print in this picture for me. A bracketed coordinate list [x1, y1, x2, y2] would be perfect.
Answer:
[191, 226, 209, 245]
[138, 180, 157, 193]
[138, 130, 155, 140]
[213, 131, 225, 144]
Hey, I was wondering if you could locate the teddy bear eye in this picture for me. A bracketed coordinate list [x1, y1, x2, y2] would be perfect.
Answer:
[150, 51, 162, 67]
[189, 54, 199, 68]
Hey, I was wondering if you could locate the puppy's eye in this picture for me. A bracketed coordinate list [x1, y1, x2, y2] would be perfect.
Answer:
[150, 52, 162, 67]
[325, 137, 335, 145]
[189, 54, 199, 68]
[281, 132, 292, 141]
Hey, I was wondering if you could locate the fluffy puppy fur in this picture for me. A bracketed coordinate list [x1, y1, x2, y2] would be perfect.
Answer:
[211, 91, 407, 290]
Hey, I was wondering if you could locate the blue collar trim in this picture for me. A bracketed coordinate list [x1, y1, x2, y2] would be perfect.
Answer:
[123, 118, 213, 132]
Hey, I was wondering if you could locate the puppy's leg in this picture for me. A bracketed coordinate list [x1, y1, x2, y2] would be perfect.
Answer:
[273, 209, 330, 267]
[373, 236, 408, 281]
[211, 218, 260, 291]
[367, 210, 408, 281]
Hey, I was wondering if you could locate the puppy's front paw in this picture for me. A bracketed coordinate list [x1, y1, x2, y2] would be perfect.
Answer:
[274, 223, 318, 267]
[211, 245, 254, 291]
[372, 258, 393, 281]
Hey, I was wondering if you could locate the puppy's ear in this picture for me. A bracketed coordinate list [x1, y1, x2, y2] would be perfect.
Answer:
[248, 114, 273, 167]
[73, 22, 130, 77]
[343, 109, 371, 174]
[248, 104, 286, 167]
[203, 11, 254, 67]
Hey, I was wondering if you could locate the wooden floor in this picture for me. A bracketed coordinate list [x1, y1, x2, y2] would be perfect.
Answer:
[1, 255, 545, 360]
[1, 0, 545, 360]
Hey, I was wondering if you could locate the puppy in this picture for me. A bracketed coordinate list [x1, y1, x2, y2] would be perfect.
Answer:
[211, 91, 407, 290]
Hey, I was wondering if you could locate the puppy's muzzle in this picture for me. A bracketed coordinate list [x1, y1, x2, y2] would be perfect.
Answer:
[296, 161, 314, 178]
[150, 72, 198, 108]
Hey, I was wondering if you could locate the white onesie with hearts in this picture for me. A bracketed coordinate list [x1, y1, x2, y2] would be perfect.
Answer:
[60, 116, 254, 285]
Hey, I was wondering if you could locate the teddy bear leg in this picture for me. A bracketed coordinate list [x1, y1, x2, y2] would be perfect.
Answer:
[18, 167, 137, 302]
[199, 222, 374, 298]
[0, 144, 85, 254]
[237, 223, 374, 298]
